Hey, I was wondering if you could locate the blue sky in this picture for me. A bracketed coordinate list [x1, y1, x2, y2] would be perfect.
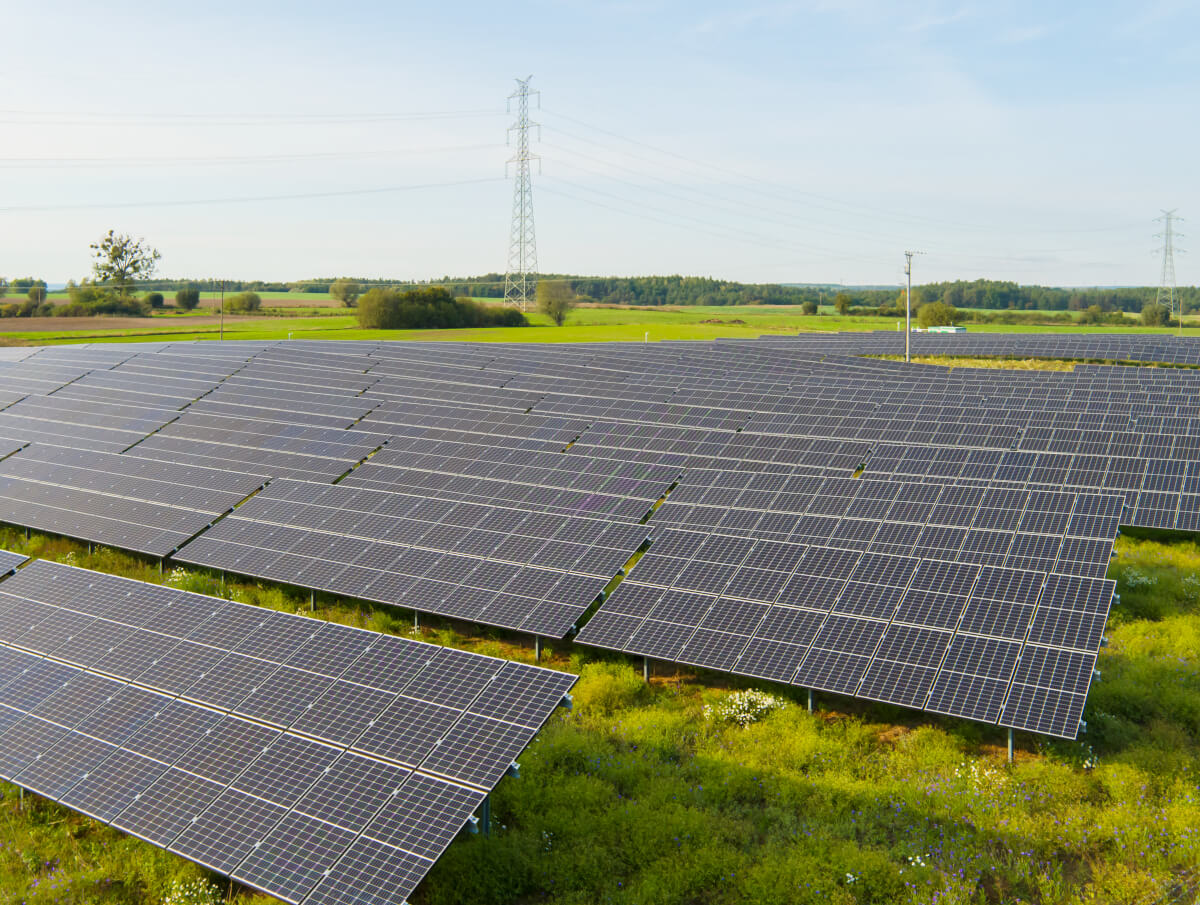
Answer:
[2, 0, 1196, 287]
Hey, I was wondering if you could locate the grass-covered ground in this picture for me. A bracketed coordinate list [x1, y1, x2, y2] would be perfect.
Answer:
[2, 303, 1199, 347]
[0, 523, 1197, 905]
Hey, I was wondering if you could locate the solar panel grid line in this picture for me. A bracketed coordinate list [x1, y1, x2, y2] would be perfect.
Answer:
[0, 560, 577, 905]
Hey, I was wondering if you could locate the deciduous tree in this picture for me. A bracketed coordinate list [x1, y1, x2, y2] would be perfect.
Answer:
[89, 230, 160, 299]
[330, 278, 362, 308]
[537, 280, 576, 327]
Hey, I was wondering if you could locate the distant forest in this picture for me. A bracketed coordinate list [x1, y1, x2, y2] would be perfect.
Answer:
[132, 275, 1200, 313]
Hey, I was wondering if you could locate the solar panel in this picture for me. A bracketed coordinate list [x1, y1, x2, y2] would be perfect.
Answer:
[0, 560, 576, 905]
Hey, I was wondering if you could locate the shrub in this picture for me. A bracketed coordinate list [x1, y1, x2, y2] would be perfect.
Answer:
[174, 287, 201, 310]
[570, 661, 646, 716]
[800, 300, 818, 315]
[144, 291, 164, 308]
[1141, 302, 1171, 326]
[703, 689, 788, 727]
[917, 300, 959, 327]
[223, 291, 262, 313]
[161, 876, 224, 905]
[356, 286, 526, 329]
[57, 283, 149, 316]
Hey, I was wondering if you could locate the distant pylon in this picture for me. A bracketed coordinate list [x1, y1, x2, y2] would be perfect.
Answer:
[1154, 209, 1184, 325]
[504, 76, 540, 312]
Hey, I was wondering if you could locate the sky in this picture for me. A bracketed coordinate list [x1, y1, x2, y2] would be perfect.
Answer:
[2, 0, 1196, 288]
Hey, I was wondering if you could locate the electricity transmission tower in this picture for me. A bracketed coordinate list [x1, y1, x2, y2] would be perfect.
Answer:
[1154, 210, 1184, 332]
[504, 76, 539, 312]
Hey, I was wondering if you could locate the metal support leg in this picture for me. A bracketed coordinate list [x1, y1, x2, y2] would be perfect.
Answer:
[534, 636, 542, 662]
[807, 689, 813, 714]
[1007, 728, 1014, 765]
[158, 558, 163, 575]
[480, 794, 491, 837]
[643, 657, 649, 683]
[310, 589, 315, 612]
[18, 787, 23, 810]
[413, 611, 420, 631]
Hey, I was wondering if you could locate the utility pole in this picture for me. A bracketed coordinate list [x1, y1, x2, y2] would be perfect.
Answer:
[1154, 210, 1185, 335]
[504, 76, 539, 313]
[219, 279, 225, 341]
[903, 251, 922, 362]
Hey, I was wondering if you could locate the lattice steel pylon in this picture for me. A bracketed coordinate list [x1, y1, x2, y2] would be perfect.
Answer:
[504, 76, 540, 312]
[1154, 209, 1184, 323]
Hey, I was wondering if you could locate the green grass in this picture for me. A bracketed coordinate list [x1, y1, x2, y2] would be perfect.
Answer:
[1, 524, 1198, 904]
[5, 304, 1200, 347]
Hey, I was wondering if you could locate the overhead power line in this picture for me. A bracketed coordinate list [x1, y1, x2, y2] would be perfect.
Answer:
[0, 109, 504, 127]
[0, 176, 506, 213]
[0, 143, 504, 169]
[539, 108, 1148, 238]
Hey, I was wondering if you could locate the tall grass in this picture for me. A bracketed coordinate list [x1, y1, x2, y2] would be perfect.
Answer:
[0, 526, 1198, 904]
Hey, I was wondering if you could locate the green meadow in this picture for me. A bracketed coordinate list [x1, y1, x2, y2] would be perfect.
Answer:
[3, 304, 1199, 346]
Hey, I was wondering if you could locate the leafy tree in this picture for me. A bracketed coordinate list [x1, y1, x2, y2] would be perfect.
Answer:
[26, 285, 47, 305]
[800, 300, 818, 315]
[144, 291, 164, 308]
[833, 293, 852, 315]
[356, 286, 526, 329]
[1141, 303, 1170, 327]
[917, 301, 958, 328]
[175, 288, 200, 310]
[330, 278, 363, 308]
[223, 291, 262, 313]
[942, 284, 966, 307]
[536, 280, 576, 327]
[89, 230, 160, 299]
[1078, 304, 1106, 325]
[0, 278, 7, 300]
[10, 277, 46, 293]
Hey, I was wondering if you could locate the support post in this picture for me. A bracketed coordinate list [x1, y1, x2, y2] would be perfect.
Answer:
[310, 589, 315, 612]
[413, 611, 420, 631]
[1007, 728, 1014, 765]
[18, 786, 23, 810]
[643, 656, 649, 683]
[534, 636, 542, 662]
[480, 794, 491, 837]
[158, 558, 163, 575]
[807, 689, 813, 714]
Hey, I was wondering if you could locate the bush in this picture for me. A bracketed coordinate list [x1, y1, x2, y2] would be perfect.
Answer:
[174, 287, 200, 310]
[917, 300, 958, 327]
[26, 285, 47, 304]
[223, 291, 262, 313]
[1141, 302, 1171, 326]
[800, 300, 818, 315]
[59, 283, 149, 316]
[356, 286, 526, 330]
[570, 661, 646, 716]
[144, 291, 164, 308]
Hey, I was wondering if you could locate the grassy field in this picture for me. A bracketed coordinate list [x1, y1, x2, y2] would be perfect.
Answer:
[2, 304, 1198, 347]
[0, 523, 1197, 905]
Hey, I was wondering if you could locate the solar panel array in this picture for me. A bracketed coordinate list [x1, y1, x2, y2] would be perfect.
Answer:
[0, 334, 1193, 742]
[0, 559, 575, 905]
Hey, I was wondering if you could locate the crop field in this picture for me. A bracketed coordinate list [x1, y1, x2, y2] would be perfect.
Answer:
[0, 523, 1197, 905]
[2, 304, 1199, 347]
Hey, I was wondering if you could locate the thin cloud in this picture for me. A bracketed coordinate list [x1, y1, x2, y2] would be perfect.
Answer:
[996, 22, 1056, 44]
